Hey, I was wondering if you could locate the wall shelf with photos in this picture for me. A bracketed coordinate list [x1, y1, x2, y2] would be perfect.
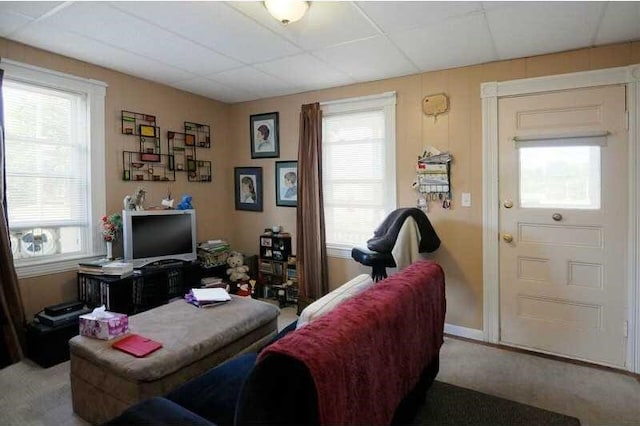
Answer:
[188, 160, 212, 182]
[167, 131, 197, 172]
[184, 121, 211, 148]
[121, 110, 161, 154]
[122, 151, 175, 182]
[120, 110, 213, 183]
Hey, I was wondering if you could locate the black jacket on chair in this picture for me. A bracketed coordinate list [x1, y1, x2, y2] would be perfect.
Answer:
[367, 207, 440, 254]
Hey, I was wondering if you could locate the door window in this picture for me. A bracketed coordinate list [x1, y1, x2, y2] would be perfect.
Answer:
[519, 145, 600, 209]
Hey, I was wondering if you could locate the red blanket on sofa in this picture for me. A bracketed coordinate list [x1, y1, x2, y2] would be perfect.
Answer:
[258, 260, 446, 426]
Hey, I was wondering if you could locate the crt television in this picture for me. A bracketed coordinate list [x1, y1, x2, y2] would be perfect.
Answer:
[122, 209, 197, 268]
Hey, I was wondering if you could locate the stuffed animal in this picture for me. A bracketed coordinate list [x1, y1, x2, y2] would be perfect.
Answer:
[133, 186, 146, 211]
[176, 195, 193, 210]
[123, 187, 146, 211]
[226, 251, 250, 283]
[236, 282, 251, 297]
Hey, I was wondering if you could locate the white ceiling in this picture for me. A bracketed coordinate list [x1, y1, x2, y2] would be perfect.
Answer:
[1, 1, 639, 103]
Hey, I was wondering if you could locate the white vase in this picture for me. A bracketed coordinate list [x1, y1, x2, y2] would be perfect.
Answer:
[106, 241, 113, 260]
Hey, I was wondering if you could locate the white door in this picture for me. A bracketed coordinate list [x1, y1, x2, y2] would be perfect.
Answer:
[498, 85, 628, 368]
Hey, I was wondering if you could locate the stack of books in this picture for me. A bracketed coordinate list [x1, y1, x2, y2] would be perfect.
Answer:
[78, 259, 112, 275]
[185, 287, 231, 308]
[78, 260, 134, 277]
[197, 240, 231, 268]
[200, 276, 226, 288]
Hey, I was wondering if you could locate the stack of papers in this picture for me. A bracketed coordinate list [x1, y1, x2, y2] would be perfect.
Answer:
[78, 259, 113, 275]
[418, 146, 452, 164]
[77, 260, 133, 277]
[102, 262, 134, 276]
[185, 288, 231, 308]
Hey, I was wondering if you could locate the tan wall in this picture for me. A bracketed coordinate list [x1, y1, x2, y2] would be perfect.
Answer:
[0, 38, 233, 319]
[228, 41, 640, 330]
[3, 35, 639, 328]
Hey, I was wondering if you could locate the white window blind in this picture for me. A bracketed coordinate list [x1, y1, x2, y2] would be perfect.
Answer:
[1, 59, 106, 277]
[5, 82, 88, 228]
[322, 92, 396, 257]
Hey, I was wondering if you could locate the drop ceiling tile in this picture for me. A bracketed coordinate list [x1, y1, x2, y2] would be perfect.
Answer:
[481, 2, 527, 12]
[357, 1, 483, 34]
[229, 1, 377, 50]
[313, 36, 419, 82]
[111, 1, 301, 63]
[486, 2, 606, 60]
[39, 2, 241, 75]
[594, 2, 640, 45]
[170, 77, 256, 103]
[0, 2, 65, 19]
[13, 22, 194, 84]
[207, 67, 293, 99]
[254, 54, 355, 92]
[0, 11, 32, 37]
[390, 13, 496, 72]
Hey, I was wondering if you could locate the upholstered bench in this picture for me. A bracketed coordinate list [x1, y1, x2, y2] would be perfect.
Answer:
[69, 296, 279, 424]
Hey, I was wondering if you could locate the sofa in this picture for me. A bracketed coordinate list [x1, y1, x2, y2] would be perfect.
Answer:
[105, 260, 446, 426]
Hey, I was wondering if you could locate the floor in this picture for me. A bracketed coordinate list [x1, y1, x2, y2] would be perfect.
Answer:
[1, 311, 638, 426]
[437, 338, 640, 426]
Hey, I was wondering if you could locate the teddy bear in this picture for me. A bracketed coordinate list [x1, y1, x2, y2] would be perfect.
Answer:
[226, 251, 250, 283]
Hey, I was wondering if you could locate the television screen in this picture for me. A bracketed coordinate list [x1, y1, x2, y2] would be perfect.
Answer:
[123, 209, 197, 267]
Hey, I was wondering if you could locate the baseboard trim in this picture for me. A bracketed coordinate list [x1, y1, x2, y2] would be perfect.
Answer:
[444, 323, 484, 341]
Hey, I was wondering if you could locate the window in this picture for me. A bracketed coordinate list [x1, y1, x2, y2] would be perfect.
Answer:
[1, 60, 106, 277]
[322, 92, 396, 258]
[519, 145, 601, 209]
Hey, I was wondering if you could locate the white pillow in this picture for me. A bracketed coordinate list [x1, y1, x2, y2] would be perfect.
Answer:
[296, 274, 374, 329]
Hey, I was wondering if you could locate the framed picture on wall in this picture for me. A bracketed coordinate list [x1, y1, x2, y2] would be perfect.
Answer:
[275, 161, 297, 207]
[234, 167, 263, 211]
[250, 112, 279, 159]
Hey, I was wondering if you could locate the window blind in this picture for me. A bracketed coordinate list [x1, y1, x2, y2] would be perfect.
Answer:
[4, 82, 88, 232]
[323, 108, 394, 248]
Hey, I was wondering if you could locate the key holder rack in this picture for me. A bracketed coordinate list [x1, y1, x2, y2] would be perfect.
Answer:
[415, 147, 453, 209]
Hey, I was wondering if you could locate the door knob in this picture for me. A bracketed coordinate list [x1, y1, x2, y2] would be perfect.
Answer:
[552, 213, 562, 221]
[503, 233, 514, 243]
[503, 200, 513, 208]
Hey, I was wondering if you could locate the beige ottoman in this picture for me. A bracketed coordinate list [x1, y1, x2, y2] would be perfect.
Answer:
[69, 296, 279, 424]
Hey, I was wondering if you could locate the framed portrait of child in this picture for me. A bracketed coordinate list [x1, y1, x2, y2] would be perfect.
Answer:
[234, 167, 263, 211]
[250, 112, 279, 159]
[275, 161, 297, 207]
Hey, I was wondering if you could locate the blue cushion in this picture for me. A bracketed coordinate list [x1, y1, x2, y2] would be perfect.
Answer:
[103, 397, 213, 426]
[261, 319, 297, 349]
[166, 352, 258, 426]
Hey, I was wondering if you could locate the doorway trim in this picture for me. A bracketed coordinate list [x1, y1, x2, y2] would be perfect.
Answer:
[481, 64, 640, 373]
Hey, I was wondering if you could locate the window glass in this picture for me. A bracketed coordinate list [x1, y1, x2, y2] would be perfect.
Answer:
[2, 60, 105, 276]
[4, 81, 89, 260]
[519, 146, 601, 209]
[322, 94, 396, 251]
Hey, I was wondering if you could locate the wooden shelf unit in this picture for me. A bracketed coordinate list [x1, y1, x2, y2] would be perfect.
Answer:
[258, 233, 296, 305]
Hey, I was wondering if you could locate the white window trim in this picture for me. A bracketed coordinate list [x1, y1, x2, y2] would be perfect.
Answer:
[321, 91, 397, 258]
[1, 58, 107, 278]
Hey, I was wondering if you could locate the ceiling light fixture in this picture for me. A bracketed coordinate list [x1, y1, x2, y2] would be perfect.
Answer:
[264, 0, 310, 25]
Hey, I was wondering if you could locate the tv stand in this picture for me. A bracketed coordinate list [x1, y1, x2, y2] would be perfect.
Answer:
[78, 261, 199, 314]
[139, 259, 187, 271]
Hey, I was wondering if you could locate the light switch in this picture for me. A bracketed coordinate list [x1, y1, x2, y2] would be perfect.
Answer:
[461, 192, 471, 207]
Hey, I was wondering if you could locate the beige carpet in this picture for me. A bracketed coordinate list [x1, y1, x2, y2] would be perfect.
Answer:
[1, 317, 638, 426]
[437, 337, 640, 426]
